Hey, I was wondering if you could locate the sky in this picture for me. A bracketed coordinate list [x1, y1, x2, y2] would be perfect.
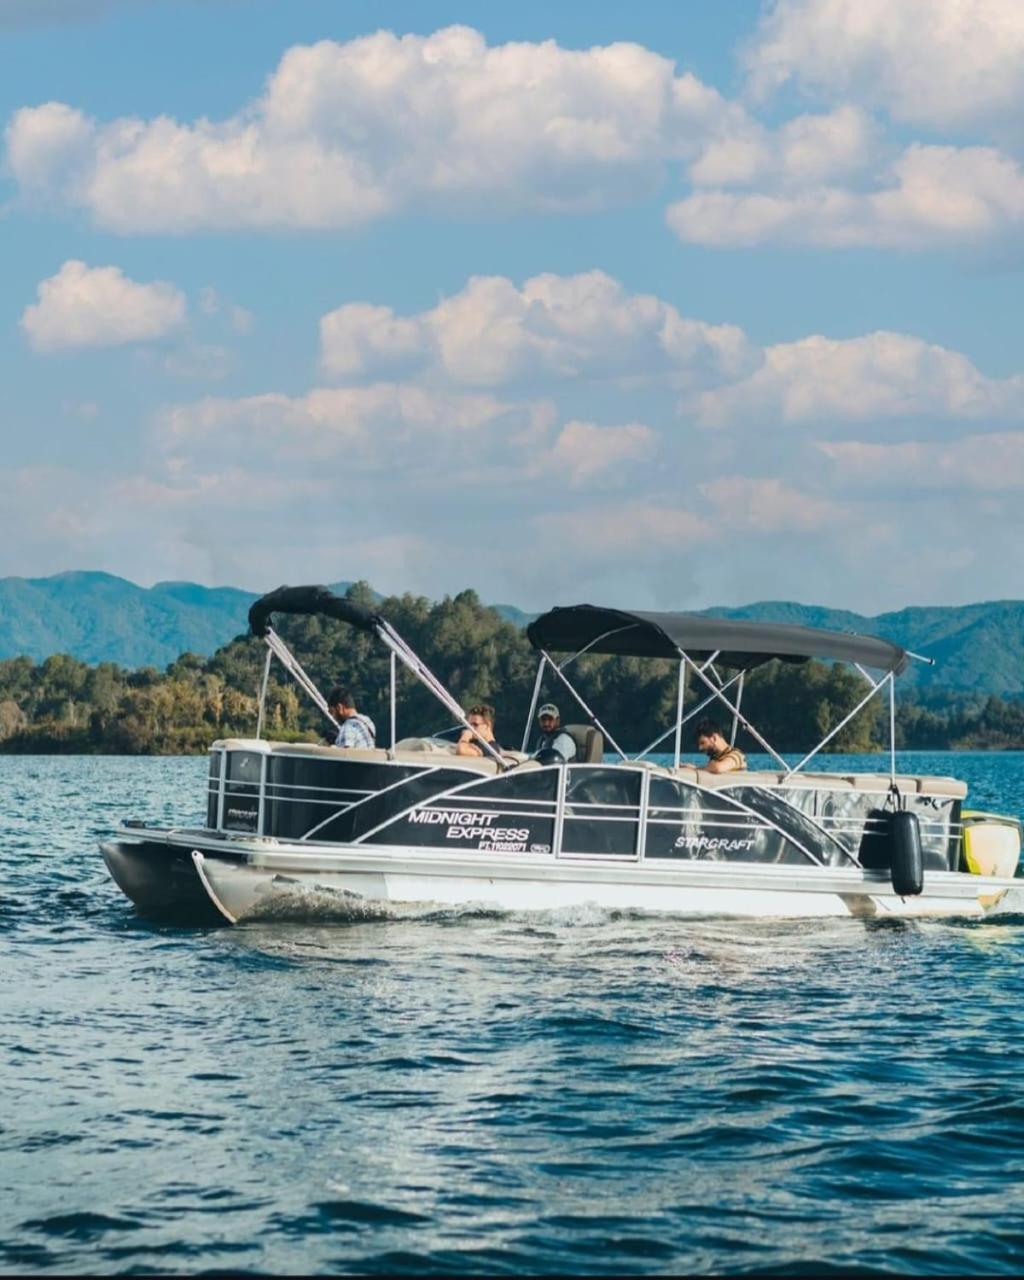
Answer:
[2, 0, 1023, 613]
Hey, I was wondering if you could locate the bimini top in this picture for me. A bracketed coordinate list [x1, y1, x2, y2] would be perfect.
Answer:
[248, 584, 380, 637]
[527, 604, 908, 674]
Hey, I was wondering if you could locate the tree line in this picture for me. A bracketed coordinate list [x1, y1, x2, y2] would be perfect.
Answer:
[1, 582, 1022, 755]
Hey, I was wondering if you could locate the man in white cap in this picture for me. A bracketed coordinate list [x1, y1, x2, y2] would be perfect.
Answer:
[533, 703, 577, 762]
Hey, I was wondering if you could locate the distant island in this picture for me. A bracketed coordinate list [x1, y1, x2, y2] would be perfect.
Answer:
[1, 579, 1022, 755]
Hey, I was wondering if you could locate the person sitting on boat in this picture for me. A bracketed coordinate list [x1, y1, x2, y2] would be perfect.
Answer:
[532, 703, 577, 762]
[326, 688, 376, 749]
[456, 703, 501, 757]
[695, 718, 746, 773]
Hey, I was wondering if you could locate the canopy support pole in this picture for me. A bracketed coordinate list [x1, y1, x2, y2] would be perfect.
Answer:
[265, 627, 340, 730]
[389, 650, 397, 750]
[376, 619, 505, 764]
[635, 668, 743, 761]
[785, 670, 890, 777]
[255, 645, 273, 740]
[673, 661, 686, 769]
[539, 649, 628, 761]
[521, 656, 546, 752]
[730, 672, 745, 746]
[888, 672, 896, 784]
[681, 650, 789, 771]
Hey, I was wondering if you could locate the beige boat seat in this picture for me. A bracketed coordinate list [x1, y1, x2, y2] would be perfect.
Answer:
[773, 771, 855, 789]
[690, 769, 788, 788]
[267, 741, 393, 764]
[564, 724, 604, 763]
[391, 748, 500, 774]
[839, 773, 916, 795]
[394, 736, 457, 754]
[915, 775, 968, 799]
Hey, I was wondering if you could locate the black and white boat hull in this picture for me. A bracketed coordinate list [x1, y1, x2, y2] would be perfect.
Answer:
[102, 825, 1020, 926]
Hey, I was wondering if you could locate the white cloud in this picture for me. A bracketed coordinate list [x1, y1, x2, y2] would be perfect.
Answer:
[321, 270, 756, 389]
[669, 144, 1024, 248]
[819, 432, 1024, 492]
[4, 26, 744, 231]
[197, 287, 254, 334]
[320, 303, 426, 380]
[694, 331, 1024, 428]
[535, 501, 710, 556]
[700, 475, 848, 532]
[544, 420, 656, 487]
[158, 384, 541, 468]
[157, 343, 231, 382]
[745, 0, 1024, 133]
[20, 259, 186, 352]
[5, 101, 95, 189]
[0, 462, 333, 588]
[689, 105, 877, 190]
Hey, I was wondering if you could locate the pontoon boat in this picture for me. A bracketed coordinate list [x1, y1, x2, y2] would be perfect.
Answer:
[101, 586, 1022, 924]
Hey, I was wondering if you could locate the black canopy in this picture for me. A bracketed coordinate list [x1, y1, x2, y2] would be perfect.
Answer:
[248, 585, 380, 637]
[526, 604, 908, 673]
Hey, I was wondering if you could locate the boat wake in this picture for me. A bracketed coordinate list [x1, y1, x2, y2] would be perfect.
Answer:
[235, 884, 658, 928]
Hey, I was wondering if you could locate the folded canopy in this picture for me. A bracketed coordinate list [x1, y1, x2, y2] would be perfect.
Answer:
[248, 584, 380, 637]
[527, 604, 908, 673]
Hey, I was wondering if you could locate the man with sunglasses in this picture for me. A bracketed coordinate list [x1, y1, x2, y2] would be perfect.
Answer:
[456, 703, 502, 757]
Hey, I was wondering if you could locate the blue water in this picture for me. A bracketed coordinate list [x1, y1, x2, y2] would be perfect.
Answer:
[2, 752, 1024, 1275]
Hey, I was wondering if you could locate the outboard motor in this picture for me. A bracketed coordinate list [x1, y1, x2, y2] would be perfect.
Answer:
[889, 810, 924, 896]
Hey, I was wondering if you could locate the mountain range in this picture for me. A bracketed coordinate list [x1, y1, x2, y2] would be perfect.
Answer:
[1, 572, 1022, 694]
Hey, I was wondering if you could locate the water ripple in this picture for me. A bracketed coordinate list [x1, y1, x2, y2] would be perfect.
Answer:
[1, 752, 1023, 1273]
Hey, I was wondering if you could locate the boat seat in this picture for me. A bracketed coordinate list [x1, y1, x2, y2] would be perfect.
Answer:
[269, 741, 391, 763]
[394, 736, 456, 754]
[915, 775, 968, 799]
[775, 772, 855, 788]
[692, 769, 781, 788]
[564, 724, 604, 763]
[841, 773, 916, 795]
[679, 769, 791, 789]
[390, 749, 500, 774]
[727, 770, 788, 788]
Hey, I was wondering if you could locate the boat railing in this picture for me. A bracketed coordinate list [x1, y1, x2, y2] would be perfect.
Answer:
[204, 741, 964, 871]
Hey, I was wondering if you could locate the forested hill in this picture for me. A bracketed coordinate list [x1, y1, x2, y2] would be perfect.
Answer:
[701, 601, 1024, 693]
[0, 572, 350, 669]
[1, 572, 1023, 694]
[3, 584, 1023, 754]
[0, 573, 258, 669]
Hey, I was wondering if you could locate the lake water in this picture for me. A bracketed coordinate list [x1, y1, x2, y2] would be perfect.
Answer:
[3, 752, 1024, 1275]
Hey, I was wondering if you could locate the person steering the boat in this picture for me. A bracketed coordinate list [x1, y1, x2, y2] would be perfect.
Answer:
[532, 704, 577, 763]
[456, 704, 501, 757]
[326, 688, 376, 749]
[695, 719, 746, 773]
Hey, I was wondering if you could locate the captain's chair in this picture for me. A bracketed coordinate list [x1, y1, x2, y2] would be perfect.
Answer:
[564, 723, 604, 763]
